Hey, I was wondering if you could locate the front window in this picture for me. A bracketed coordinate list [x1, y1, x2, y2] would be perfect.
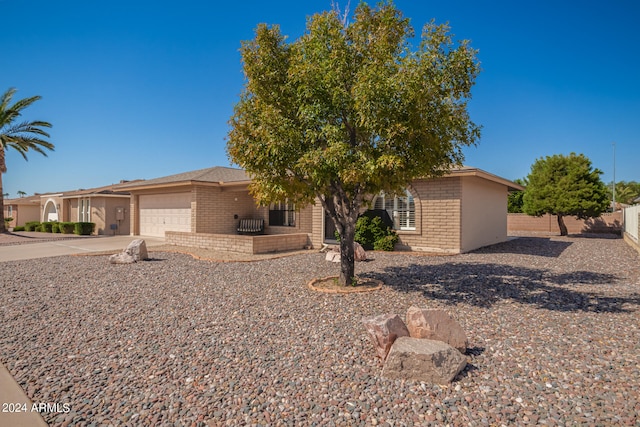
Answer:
[373, 189, 416, 230]
[79, 198, 91, 222]
[269, 200, 295, 227]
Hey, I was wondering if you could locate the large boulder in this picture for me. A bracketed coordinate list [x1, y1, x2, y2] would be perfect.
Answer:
[125, 239, 148, 261]
[109, 239, 148, 264]
[405, 306, 468, 353]
[362, 313, 410, 360]
[109, 252, 136, 264]
[325, 242, 367, 262]
[382, 337, 467, 384]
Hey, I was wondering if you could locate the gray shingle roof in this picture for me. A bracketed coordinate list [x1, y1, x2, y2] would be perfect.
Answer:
[117, 166, 250, 189]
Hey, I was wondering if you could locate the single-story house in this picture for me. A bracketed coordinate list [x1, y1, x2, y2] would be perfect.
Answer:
[120, 165, 524, 254]
[34, 183, 135, 235]
[3, 194, 44, 228]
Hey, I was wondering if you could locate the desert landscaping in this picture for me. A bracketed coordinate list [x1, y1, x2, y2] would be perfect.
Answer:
[1, 234, 639, 425]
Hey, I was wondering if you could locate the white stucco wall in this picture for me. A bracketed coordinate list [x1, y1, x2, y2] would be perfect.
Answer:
[460, 176, 508, 252]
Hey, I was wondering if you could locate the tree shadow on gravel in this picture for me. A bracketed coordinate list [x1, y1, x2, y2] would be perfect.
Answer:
[363, 262, 639, 313]
[473, 237, 572, 257]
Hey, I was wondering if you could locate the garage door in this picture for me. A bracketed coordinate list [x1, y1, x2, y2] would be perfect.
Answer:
[139, 193, 191, 237]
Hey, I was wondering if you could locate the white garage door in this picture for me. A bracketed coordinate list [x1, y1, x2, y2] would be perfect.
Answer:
[139, 193, 191, 237]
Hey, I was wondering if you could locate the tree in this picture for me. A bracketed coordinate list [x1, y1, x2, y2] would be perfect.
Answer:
[227, 1, 480, 285]
[0, 88, 54, 232]
[17, 190, 26, 198]
[507, 178, 527, 213]
[522, 153, 608, 236]
[606, 181, 640, 207]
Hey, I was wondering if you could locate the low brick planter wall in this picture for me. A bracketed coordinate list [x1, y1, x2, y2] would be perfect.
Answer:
[165, 231, 310, 254]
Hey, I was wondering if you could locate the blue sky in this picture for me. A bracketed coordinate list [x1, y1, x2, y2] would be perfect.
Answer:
[2, 0, 638, 197]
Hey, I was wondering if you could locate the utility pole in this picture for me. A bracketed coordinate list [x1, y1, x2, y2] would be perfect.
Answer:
[612, 141, 616, 211]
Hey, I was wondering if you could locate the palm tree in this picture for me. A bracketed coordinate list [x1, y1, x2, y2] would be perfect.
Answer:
[0, 88, 54, 232]
[17, 190, 26, 198]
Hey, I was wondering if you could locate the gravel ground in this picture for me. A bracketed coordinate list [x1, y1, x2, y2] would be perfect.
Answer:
[1, 235, 639, 426]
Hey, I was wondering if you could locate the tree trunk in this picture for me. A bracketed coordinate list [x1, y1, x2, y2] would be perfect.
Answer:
[339, 216, 356, 286]
[0, 170, 5, 234]
[557, 214, 568, 236]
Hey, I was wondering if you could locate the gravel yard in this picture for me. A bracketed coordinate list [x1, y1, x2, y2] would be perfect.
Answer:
[1, 235, 639, 426]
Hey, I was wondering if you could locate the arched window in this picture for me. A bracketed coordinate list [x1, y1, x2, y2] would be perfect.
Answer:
[373, 189, 415, 230]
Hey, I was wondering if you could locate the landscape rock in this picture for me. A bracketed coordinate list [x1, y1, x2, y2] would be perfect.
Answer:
[362, 313, 410, 360]
[325, 250, 341, 263]
[382, 337, 467, 384]
[125, 239, 148, 261]
[354, 242, 367, 261]
[109, 252, 136, 264]
[405, 306, 468, 353]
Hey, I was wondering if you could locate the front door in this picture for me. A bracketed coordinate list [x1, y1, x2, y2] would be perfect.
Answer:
[324, 211, 338, 243]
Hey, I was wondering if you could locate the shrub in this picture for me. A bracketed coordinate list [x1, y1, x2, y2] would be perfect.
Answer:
[25, 221, 40, 231]
[334, 215, 398, 251]
[13, 226, 25, 232]
[41, 222, 54, 233]
[373, 234, 399, 251]
[35, 225, 44, 232]
[52, 222, 61, 233]
[74, 222, 95, 235]
[60, 222, 75, 234]
[4, 216, 14, 225]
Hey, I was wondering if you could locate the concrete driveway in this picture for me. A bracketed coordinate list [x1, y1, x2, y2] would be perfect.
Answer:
[0, 234, 165, 262]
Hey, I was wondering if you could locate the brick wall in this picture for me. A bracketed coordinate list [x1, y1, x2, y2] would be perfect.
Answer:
[398, 177, 462, 253]
[165, 231, 309, 254]
[192, 185, 257, 234]
[507, 212, 622, 234]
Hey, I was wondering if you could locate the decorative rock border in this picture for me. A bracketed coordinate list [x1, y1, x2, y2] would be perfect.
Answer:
[307, 276, 383, 294]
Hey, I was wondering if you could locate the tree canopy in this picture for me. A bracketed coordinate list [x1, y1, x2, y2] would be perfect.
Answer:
[227, 1, 480, 285]
[522, 153, 608, 236]
[0, 87, 54, 232]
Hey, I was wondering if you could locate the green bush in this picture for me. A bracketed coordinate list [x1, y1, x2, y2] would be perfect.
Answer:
[354, 216, 398, 251]
[35, 225, 44, 232]
[333, 215, 398, 251]
[373, 234, 399, 251]
[41, 222, 54, 233]
[74, 222, 95, 235]
[60, 222, 75, 234]
[51, 222, 61, 233]
[13, 226, 25, 231]
[25, 221, 40, 231]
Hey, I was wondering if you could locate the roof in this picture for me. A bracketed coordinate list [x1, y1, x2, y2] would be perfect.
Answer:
[3, 194, 43, 205]
[445, 166, 525, 192]
[60, 181, 140, 198]
[117, 166, 250, 191]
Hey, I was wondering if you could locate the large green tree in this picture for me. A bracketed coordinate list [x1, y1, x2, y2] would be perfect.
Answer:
[0, 88, 54, 232]
[523, 153, 608, 236]
[227, 1, 480, 285]
[507, 177, 527, 213]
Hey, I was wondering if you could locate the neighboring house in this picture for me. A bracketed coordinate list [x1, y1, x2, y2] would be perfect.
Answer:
[3, 194, 43, 228]
[37, 183, 135, 235]
[121, 165, 523, 254]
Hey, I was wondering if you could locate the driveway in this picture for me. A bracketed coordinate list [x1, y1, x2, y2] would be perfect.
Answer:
[0, 232, 165, 262]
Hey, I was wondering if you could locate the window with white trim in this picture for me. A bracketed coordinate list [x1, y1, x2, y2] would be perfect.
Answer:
[79, 198, 91, 222]
[373, 189, 416, 230]
[269, 200, 295, 227]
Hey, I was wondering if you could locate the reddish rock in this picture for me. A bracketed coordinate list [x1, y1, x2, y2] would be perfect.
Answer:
[382, 337, 467, 384]
[405, 306, 468, 353]
[354, 242, 367, 261]
[362, 313, 410, 360]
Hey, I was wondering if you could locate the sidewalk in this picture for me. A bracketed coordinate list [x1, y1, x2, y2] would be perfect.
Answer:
[0, 363, 48, 426]
[0, 233, 165, 262]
